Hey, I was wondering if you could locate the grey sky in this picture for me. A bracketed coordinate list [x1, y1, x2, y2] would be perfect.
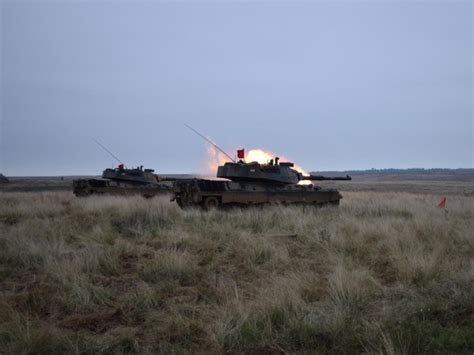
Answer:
[1, 0, 473, 176]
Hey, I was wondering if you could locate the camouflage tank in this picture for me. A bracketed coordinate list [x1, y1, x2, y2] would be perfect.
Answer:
[73, 164, 173, 197]
[172, 157, 351, 209]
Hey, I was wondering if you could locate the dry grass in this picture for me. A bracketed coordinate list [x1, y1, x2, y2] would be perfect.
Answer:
[0, 190, 473, 353]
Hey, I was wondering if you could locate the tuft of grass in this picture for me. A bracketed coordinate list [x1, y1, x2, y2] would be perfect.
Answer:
[141, 248, 197, 287]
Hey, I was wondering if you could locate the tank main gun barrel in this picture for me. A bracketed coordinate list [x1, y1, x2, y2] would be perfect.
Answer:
[302, 175, 352, 181]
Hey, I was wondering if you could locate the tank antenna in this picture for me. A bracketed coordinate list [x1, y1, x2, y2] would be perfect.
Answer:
[184, 124, 236, 163]
[92, 138, 125, 167]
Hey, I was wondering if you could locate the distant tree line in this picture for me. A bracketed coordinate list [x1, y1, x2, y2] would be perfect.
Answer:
[312, 168, 474, 176]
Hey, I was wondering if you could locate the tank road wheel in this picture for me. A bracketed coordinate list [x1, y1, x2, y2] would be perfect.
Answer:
[203, 196, 220, 210]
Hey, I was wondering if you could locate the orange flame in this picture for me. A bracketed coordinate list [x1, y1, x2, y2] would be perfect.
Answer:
[244, 149, 274, 164]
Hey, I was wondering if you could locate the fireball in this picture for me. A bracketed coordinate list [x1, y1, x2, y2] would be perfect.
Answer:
[244, 149, 273, 164]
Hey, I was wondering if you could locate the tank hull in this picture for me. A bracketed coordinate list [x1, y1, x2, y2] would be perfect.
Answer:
[73, 179, 172, 198]
[172, 179, 342, 209]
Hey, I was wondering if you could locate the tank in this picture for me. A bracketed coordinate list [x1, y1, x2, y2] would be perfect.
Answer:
[172, 158, 351, 209]
[73, 164, 173, 197]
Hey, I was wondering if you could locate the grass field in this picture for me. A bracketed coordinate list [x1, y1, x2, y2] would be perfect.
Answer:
[0, 180, 473, 353]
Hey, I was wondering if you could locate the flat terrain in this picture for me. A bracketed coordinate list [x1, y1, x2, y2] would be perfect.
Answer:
[0, 175, 473, 353]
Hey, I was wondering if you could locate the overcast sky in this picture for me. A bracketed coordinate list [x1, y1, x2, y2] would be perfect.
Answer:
[1, 0, 473, 176]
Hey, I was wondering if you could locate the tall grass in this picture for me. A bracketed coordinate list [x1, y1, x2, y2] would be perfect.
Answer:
[0, 191, 473, 353]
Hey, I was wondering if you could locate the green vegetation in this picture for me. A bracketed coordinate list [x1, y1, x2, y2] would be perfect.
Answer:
[0, 191, 473, 353]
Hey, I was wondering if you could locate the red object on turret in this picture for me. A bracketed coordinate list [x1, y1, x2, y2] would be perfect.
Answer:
[237, 149, 245, 159]
[118, 164, 124, 170]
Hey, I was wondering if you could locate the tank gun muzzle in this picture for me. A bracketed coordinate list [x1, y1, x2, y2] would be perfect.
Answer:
[302, 175, 352, 181]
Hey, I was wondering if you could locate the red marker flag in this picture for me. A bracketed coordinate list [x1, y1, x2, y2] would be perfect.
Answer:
[437, 197, 447, 209]
[237, 149, 245, 159]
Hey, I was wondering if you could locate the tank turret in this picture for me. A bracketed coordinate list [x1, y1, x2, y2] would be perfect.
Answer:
[216, 159, 351, 184]
[102, 164, 160, 186]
